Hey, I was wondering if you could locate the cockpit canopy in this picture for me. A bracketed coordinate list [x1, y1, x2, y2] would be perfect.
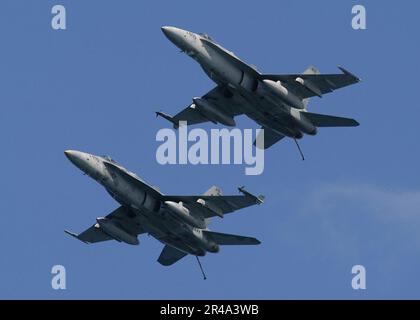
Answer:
[102, 155, 117, 163]
[199, 33, 213, 41]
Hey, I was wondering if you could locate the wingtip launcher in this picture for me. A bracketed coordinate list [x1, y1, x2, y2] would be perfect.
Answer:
[238, 186, 265, 204]
[64, 230, 89, 244]
[338, 66, 361, 82]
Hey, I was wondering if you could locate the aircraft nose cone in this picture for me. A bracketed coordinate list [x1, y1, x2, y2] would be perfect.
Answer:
[64, 150, 84, 168]
[64, 150, 75, 160]
[161, 26, 186, 48]
[161, 26, 175, 39]
[64, 150, 97, 178]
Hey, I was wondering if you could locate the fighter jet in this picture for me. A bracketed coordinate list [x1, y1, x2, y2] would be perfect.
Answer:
[64, 150, 263, 278]
[157, 26, 361, 159]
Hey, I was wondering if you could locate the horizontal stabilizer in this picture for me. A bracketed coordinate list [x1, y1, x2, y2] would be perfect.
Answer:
[203, 230, 261, 245]
[304, 112, 359, 127]
[158, 245, 188, 266]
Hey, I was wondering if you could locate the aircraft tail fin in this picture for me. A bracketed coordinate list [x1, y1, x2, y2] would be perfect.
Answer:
[302, 66, 321, 109]
[203, 230, 261, 245]
[203, 186, 222, 227]
[202, 186, 222, 227]
[203, 186, 222, 196]
[157, 245, 188, 266]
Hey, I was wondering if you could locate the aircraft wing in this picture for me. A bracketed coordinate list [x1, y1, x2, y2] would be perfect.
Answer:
[157, 245, 188, 266]
[158, 85, 246, 127]
[65, 225, 112, 244]
[162, 187, 264, 218]
[263, 67, 360, 99]
[65, 206, 146, 244]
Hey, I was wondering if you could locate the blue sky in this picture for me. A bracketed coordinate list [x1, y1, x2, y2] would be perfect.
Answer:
[0, 0, 419, 299]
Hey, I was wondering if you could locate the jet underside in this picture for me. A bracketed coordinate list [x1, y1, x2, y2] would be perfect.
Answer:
[65, 150, 262, 268]
[199, 44, 312, 139]
[104, 170, 210, 256]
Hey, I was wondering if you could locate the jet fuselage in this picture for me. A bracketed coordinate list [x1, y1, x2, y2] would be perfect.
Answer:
[161, 26, 317, 139]
[64, 150, 219, 256]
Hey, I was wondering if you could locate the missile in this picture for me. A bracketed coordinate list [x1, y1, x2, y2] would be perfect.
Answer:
[193, 98, 236, 127]
[261, 79, 305, 110]
[95, 218, 139, 245]
[164, 201, 206, 229]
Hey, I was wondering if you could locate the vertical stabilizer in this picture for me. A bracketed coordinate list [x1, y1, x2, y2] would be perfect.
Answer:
[202, 186, 222, 227]
[203, 186, 222, 196]
[302, 66, 320, 109]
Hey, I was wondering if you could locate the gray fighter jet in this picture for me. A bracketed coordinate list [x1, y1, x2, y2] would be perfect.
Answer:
[64, 150, 263, 278]
[158, 26, 361, 159]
